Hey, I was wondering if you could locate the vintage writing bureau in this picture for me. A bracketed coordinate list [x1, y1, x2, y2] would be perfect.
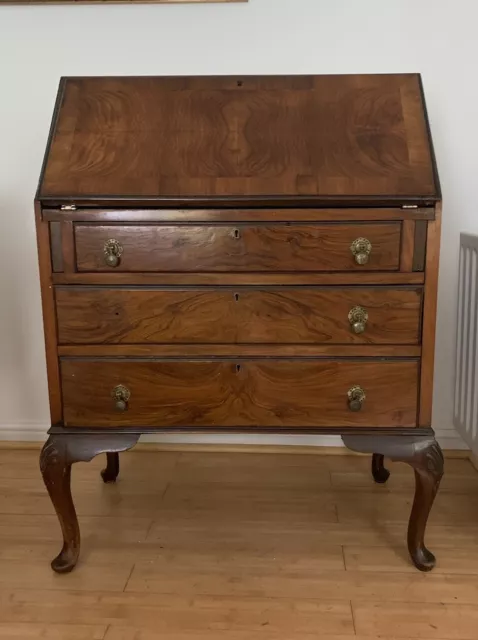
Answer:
[35, 74, 442, 573]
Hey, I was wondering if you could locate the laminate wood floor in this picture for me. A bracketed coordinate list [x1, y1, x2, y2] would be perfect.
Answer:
[1, 448, 478, 640]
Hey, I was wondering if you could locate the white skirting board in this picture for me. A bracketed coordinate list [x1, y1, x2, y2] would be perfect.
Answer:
[0, 422, 468, 451]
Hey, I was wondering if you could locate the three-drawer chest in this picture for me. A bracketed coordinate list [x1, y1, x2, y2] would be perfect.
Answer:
[35, 74, 443, 573]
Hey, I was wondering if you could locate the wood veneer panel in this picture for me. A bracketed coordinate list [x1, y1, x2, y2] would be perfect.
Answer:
[419, 205, 442, 426]
[56, 286, 422, 346]
[61, 358, 419, 429]
[74, 224, 401, 273]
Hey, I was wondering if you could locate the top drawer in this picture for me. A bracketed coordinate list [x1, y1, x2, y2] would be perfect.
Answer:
[74, 223, 401, 273]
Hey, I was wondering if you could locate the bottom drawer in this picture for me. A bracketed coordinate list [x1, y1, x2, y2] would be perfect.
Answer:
[61, 359, 418, 428]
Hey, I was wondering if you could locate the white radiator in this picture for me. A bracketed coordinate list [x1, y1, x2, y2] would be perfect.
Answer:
[454, 233, 478, 453]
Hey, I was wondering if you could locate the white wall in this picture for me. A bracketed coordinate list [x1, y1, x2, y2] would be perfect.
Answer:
[0, 0, 475, 448]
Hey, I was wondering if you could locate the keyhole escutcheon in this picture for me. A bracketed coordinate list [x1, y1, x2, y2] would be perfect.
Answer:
[236, 364, 241, 373]
[234, 229, 240, 239]
[234, 293, 239, 302]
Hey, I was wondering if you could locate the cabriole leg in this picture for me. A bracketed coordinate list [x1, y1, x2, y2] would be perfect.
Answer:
[40, 433, 139, 573]
[372, 453, 390, 484]
[40, 437, 79, 573]
[343, 435, 444, 571]
[406, 440, 444, 571]
[101, 452, 120, 483]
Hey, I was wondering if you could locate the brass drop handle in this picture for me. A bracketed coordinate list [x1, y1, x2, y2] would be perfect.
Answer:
[348, 386, 366, 412]
[112, 385, 130, 412]
[351, 238, 372, 265]
[104, 239, 123, 268]
[348, 306, 369, 334]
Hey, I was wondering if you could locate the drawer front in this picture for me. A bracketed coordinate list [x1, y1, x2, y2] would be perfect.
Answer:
[74, 223, 401, 272]
[61, 359, 418, 428]
[56, 287, 422, 345]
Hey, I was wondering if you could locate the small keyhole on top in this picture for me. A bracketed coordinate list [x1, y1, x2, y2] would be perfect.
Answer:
[236, 364, 241, 373]
[237, 80, 243, 87]
[115, 312, 120, 316]
[234, 229, 240, 239]
[234, 293, 239, 302]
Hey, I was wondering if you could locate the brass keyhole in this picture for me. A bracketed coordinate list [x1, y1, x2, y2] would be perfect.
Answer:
[234, 229, 240, 239]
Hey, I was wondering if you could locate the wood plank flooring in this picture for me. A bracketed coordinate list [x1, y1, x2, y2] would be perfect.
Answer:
[0, 448, 478, 639]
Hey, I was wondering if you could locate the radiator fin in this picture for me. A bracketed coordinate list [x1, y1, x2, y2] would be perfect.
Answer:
[454, 234, 478, 450]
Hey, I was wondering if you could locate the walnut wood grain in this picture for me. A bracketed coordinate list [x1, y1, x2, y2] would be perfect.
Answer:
[42, 207, 436, 223]
[61, 221, 76, 273]
[49, 222, 63, 272]
[34, 74, 442, 576]
[60, 359, 419, 429]
[35, 202, 62, 424]
[413, 220, 428, 272]
[419, 205, 442, 426]
[400, 220, 415, 272]
[74, 223, 401, 273]
[52, 272, 425, 286]
[38, 75, 437, 206]
[56, 286, 423, 346]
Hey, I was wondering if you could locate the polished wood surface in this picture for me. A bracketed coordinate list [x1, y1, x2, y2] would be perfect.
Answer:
[61, 221, 76, 273]
[52, 271, 426, 286]
[49, 221, 63, 272]
[35, 74, 442, 574]
[400, 220, 415, 272]
[345, 435, 444, 571]
[419, 203, 442, 427]
[35, 204, 62, 424]
[38, 75, 437, 206]
[407, 440, 444, 570]
[42, 207, 436, 222]
[58, 344, 423, 357]
[40, 438, 80, 572]
[0, 448, 477, 639]
[60, 359, 419, 428]
[56, 286, 422, 345]
[413, 220, 428, 271]
[40, 434, 140, 573]
[75, 223, 401, 273]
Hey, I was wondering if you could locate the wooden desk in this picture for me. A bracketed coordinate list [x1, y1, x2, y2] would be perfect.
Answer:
[35, 74, 443, 573]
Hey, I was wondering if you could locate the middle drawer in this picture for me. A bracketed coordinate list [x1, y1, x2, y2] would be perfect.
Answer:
[56, 286, 422, 345]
